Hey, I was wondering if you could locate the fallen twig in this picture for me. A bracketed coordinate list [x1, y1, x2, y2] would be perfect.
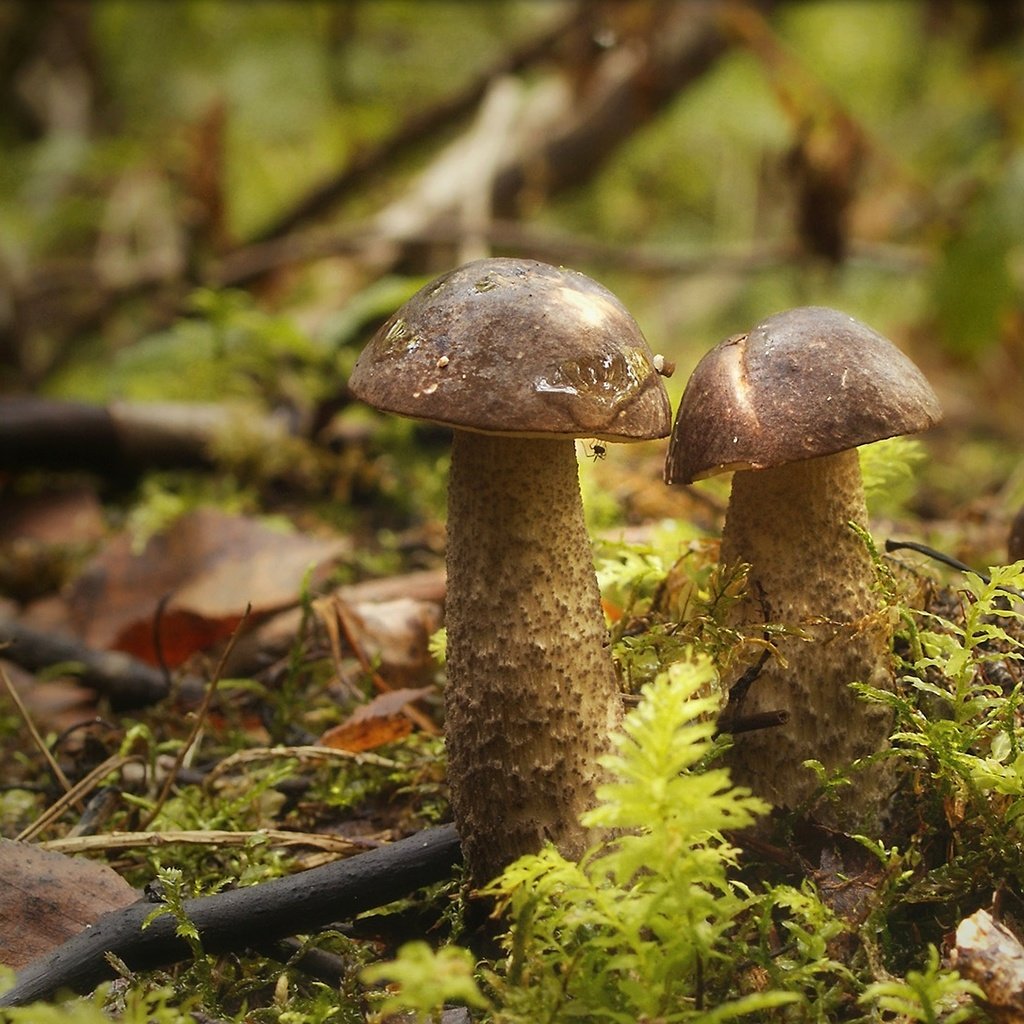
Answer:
[0, 663, 77, 802]
[16, 754, 145, 843]
[38, 828, 377, 858]
[0, 823, 462, 1007]
[0, 397, 292, 475]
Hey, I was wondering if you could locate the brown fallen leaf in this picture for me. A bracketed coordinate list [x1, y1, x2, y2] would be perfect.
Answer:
[65, 508, 348, 667]
[0, 485, 107, 600]
[0, 485, 106, 547]
[347, 598, 444, 675]
[0, 838, 137, 969]
[319, 687, 433, 753]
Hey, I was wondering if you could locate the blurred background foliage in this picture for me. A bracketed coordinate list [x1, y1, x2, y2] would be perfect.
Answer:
[3, 0, 1024, 559]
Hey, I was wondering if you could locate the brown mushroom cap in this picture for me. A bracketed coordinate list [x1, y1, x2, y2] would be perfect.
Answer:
[665, 306, 943, 484]
[349, 258, 671, 441]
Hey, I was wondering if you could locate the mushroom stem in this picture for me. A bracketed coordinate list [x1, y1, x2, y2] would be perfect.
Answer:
[444, 430, 621, 883]
[721, 449, 895, 827]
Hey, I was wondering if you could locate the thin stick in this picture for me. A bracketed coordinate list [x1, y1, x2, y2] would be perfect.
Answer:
[204, 744, 400, 786]
[885, 539, 1024, 600]
[0, 662, 78, 805]
[0, 824, 462, 1008]
[314, 593, 365, 701]
[17, 754, 144, 842]
[720, 709, 789, 735]
[885, 539, 985, 579]
[151, 592, 174, 693]
[139, 605, 251, 831]
[39, 827, 379, 857]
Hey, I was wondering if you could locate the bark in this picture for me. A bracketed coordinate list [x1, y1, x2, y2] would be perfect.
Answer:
[444, 432, 621, 884]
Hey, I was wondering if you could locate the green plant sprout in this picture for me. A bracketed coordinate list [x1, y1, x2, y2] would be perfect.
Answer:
[857, 560, 1024, 900]
[362, 943, 488, 1022]
[859, 436, 927, 520]
[595, 522, 758, 696]
[143, 867, 217, 963]
[859, 946, 983, 1024]
[0, 975, 188, 1024]
[363, 523, 1024, 1023]
[364, 657, 802, 1022]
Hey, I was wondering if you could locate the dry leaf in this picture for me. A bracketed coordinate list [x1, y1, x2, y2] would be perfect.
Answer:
[0, 485, 105, 547]
[0, 659, 97, 736]
[348, 599, 443, 671]
[319, 687, 433, 753]
[66, 508, 348, 666]
[0, 839, 137, 968]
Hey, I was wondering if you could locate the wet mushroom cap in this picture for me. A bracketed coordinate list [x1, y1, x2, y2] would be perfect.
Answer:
[664, 306, 943, 484]
[349, 257, 671, 441]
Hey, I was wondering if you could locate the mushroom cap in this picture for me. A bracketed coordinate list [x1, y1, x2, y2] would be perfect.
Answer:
[664, 306, 943, 483]
[349, 258, 671, 441]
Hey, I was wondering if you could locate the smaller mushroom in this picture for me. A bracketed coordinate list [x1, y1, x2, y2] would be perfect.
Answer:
[665, 306, 942, 827]
[350, 257, 671, 883]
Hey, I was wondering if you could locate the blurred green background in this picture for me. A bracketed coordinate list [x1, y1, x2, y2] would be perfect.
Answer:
[3, 0, 1024, 555]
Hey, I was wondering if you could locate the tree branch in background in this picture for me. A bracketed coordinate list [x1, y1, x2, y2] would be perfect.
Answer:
[491, 2, 741, 215]
[248, 2, 591, 245]
[6, 0, 756, 379]
[0, 397, 294, 475]
[213, 218, 931, 290]
[276, 1, 761, 283]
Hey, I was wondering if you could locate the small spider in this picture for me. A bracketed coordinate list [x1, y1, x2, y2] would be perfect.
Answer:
[586, 441, 607, 462]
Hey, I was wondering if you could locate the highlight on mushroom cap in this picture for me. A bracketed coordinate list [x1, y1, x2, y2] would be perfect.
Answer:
[665, 305, 943, 484]
[348, 257, 671, 442]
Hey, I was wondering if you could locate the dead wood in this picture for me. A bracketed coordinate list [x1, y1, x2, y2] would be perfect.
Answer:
[0, 615, 205, 709]
[0, 823, 462, 1007]
[247, 3, 590, 247]
[0, 396, 298, 475]
[489, 3, 739, 216]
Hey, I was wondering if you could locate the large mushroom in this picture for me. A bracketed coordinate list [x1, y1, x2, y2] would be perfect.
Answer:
[665, 306, 942, 827]
[349, 257, 671, 882]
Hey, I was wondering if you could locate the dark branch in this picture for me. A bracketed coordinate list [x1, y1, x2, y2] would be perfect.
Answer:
[0, 616, 205, 710]
[247, 4, 589, 245]
[0, 823, 462, 1007]
[0, 397, 298, 476]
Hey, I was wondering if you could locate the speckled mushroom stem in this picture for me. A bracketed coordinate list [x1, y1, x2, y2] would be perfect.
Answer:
[444, 430, 622, 884]
[721, 449, 895, 829]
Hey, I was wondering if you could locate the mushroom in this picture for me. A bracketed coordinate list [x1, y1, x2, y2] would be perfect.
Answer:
[664, 306, 942, 827]
[349, 257, 671, 882]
